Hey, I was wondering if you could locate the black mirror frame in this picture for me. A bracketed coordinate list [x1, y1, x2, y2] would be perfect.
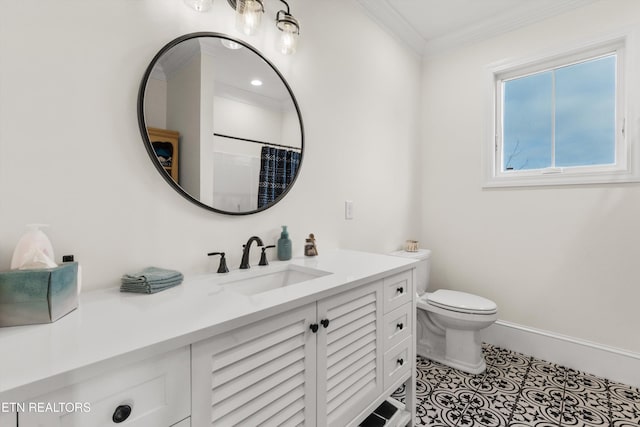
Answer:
[137, 32, 304, 216]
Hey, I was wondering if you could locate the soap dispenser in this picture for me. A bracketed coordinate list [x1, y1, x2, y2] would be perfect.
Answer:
[277, 226, 292, 261]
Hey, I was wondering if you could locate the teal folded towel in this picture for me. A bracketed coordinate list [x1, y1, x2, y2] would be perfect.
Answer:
[120, 282, 181, 294]
[122, 266, 183, 283]
[120, 267, 183, 294]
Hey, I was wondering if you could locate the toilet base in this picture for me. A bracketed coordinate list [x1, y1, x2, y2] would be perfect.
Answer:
[417, 307, 492, 375]
[417, 342, 487, 375]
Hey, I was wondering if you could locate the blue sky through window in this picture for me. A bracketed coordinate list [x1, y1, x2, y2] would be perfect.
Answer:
[503, 55, 616, 171]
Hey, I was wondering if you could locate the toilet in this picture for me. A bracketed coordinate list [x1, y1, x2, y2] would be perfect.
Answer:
[391, 249, 498, 374]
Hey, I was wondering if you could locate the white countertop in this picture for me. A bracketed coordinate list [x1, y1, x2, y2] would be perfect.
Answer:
[0, 250, 416, 400]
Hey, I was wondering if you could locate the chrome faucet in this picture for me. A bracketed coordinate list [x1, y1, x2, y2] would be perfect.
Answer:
[239, 236, 264, 269]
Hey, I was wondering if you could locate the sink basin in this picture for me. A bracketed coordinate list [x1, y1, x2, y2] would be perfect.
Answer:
[218, 264, 332, 296]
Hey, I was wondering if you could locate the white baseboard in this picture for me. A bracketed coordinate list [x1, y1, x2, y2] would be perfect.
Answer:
[480, 320, 640, 388]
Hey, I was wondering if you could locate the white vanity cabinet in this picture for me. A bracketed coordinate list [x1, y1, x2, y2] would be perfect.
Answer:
[17, 347, 191, 427]
[0, 252, 417, 427]
[0, 412, 17, 427]
[171, 417, 191, 426]
[192, 276, 413, 427]
[192, 270, 415, 427]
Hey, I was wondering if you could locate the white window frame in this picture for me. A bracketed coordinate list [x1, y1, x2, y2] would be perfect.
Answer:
[483, 32, 640, 188]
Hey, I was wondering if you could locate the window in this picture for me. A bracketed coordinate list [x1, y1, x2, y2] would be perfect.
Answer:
[485, 37, 637, 187]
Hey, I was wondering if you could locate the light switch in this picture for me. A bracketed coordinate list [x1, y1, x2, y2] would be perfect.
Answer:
[345, 200, 354, 220]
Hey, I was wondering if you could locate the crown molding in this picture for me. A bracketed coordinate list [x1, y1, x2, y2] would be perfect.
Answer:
[357, 0, 602, 58]
[356, 0, 425, 54]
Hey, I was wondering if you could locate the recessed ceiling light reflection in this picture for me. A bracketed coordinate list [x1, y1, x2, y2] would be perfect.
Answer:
[251, 79, 263, 86]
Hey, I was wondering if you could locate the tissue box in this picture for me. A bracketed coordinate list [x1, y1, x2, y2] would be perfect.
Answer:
[0, 262, 78, 327]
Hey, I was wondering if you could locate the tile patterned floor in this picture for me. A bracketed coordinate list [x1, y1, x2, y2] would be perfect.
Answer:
[391, 344, 640, 426]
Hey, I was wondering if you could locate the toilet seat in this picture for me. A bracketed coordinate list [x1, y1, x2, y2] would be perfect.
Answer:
[426, 290, 497, 315]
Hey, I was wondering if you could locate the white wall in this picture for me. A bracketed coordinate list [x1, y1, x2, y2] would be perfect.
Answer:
[213, 96, 286, 149]
[282, 108, 300, 149]
[420, 0, 640, 354]
[167, 52, 202, 196]
[0, 0, 421, 291]
[200, 51, 216, 206]
[144, 78, 167, 129]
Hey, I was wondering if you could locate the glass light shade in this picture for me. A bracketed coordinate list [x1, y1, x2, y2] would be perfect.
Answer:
[183, 0, 213, 12]
[276, 12, 299, 55]
[278, 25, 298, 55]
[235, 0, 264, 36]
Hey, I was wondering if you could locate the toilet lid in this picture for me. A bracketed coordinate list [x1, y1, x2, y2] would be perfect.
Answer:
[427, 290, 497, 314]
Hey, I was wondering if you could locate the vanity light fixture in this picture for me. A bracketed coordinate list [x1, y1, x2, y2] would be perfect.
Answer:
[275, 0, 299, 55]
[183, 0, 213, 12]
[183, 0, 301, 55]
[226, 0, 300, 55]
[233, 0, 265, 36]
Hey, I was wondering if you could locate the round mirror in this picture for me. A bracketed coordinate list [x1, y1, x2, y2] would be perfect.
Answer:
[137, 32, 304, 215]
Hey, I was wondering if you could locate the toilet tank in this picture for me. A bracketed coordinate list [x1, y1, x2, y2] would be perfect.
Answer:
[389, 249, 431, 295]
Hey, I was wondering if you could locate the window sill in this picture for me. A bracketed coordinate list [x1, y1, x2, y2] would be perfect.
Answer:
[483, 170, 640, 188]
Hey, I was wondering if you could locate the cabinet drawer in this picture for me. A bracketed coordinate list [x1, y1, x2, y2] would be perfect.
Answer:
[383, 270, 412, 313]
[20, 346, 190, 427]
[383, 338, 411, 391]
[383, 303, 412, 352]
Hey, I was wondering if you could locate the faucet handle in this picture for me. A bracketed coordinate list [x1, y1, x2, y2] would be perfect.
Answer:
[259, 245, 276, 266]
[207, 252, 229, 273]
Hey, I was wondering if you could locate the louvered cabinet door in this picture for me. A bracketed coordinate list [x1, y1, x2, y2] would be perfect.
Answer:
[316, 281, 384, 427]
[192, 303, 317, 427]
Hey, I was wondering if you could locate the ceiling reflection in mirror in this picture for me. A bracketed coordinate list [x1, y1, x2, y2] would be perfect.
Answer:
[138, 32, 303, 215]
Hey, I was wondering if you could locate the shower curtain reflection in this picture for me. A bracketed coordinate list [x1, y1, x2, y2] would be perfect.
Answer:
[257, 146, 300, 208]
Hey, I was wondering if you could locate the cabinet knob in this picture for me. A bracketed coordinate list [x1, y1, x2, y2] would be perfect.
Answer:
[112, 404, 132, 423]
[310, 323, 319, 333]
[396, 286, 404, 294]
[397, 358, 404, 366]
[320, 319, 330, 328]
[396, 323, 404, 330]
